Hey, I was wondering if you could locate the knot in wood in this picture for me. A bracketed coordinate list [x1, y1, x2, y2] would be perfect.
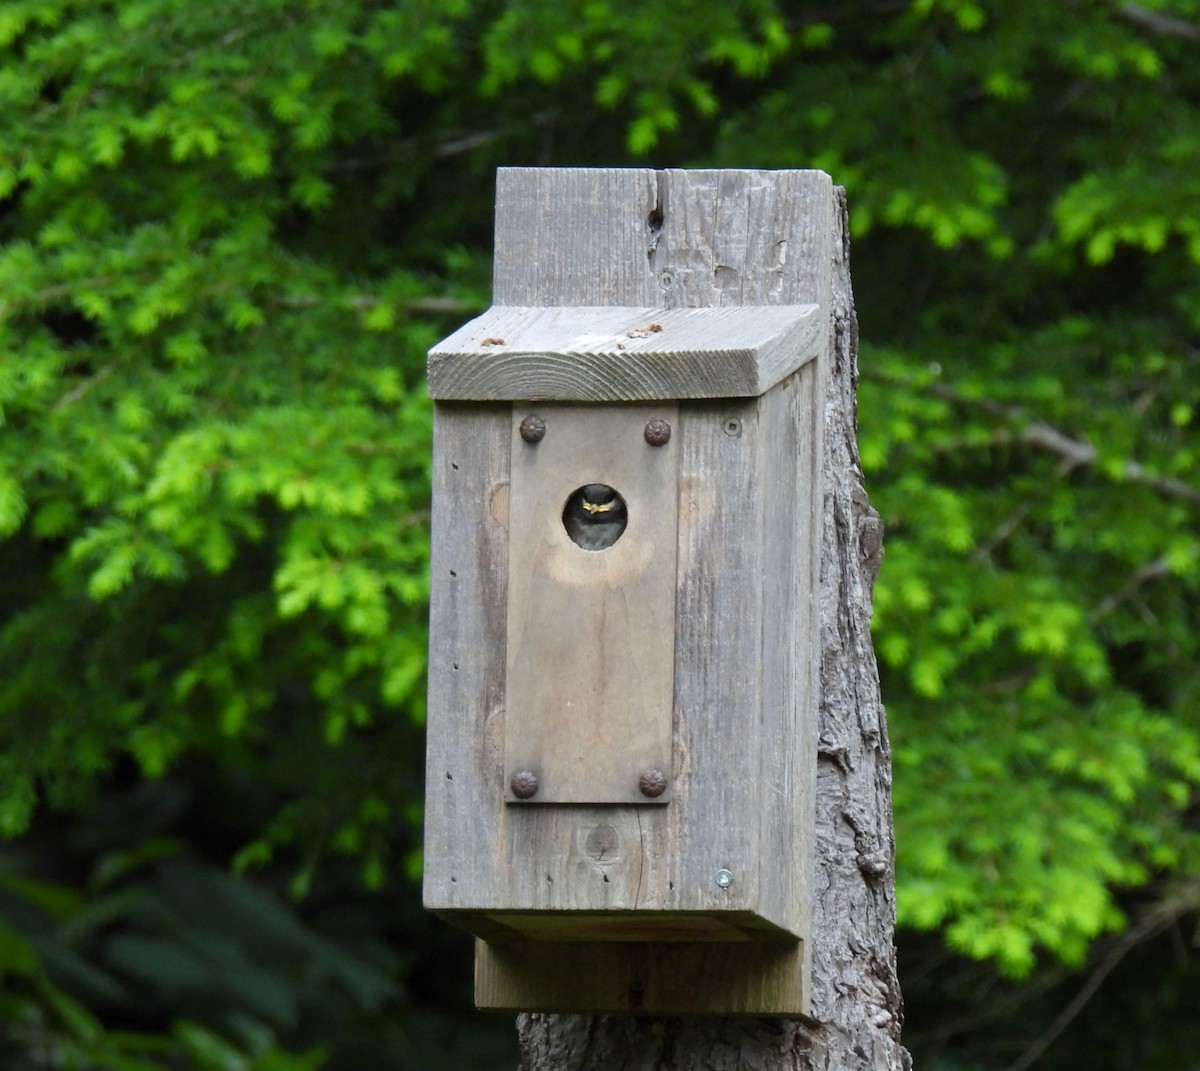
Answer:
[585, 824, 620, 860]
[643, 419, 672, 447]
[518, 414, 546, 444]
[510, 770, 539, 799]
[637, 768, 668, 798]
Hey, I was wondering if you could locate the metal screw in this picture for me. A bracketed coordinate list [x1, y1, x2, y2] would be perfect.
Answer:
[715, 869, 734, 889]
[657, 269, 676, 290]
[519, 415, 546, 444]
[643, 419, 671, 447]
[638, 769, 668, 798]
[510, 770, 539, 799]
[722, 417, 742, 437]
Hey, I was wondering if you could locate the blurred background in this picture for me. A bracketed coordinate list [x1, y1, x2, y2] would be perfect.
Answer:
[2, 1, 1199, 1068]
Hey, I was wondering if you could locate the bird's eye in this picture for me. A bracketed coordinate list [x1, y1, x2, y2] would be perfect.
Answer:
[563, 484, 627, 551]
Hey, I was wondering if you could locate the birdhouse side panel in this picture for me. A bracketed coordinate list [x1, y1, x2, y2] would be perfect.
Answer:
[423, 403, 512, 914]
[666, 396, 772, 924]
[757, 362, 822, 946]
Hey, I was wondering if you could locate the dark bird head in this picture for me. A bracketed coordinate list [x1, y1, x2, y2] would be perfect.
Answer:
[563, 484, 627, 550]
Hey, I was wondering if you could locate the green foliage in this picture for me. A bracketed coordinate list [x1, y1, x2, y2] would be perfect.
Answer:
[0, 833, 394, 1070]
[0, 1, 491, 883]
[2, 0, 1200, 1066]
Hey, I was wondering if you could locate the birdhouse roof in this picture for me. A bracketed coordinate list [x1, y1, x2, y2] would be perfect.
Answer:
[427, 304, 823, 401]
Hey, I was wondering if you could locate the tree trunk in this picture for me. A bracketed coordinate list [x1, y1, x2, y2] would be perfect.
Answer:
[496, 168, 908, 1071]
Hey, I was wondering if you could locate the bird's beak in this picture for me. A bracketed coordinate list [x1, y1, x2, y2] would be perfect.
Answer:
[582, 501, 613, 515]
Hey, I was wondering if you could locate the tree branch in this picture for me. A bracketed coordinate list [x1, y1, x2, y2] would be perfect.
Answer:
[53, 366, 115, 410]
[866, 371, 1200, 505]
[327, 111, 560, 173]
[1116, 1, 1200, 42]
[0, 277, 122, 322]
[1020, 421, 1200, 503]
[972, 458, 1080, 563]
[1000, 879, 1200, 1071]
[1091, 555, 1173, 619]
[270, 292, 479, 315]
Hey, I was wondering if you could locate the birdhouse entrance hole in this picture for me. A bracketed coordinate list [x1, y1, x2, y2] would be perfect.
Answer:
[563, 484, 627, 550]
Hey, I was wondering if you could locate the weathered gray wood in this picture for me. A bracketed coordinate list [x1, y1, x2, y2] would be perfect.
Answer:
[426, 389, 816, 943]
[422, 402, 510, 909]
[494, 168, 660, 307]
[756, 359, 821, 993]
[424, 171, 831, 1015]
[655, 169, 834, 308]
[427, 304, 822, 400]
[507, 173, 908, 1068]
[504, 402, 678, 804]
[478, 939, 807, 1016]
[668, 388, 794, 931]
[477, 912, 763, 943]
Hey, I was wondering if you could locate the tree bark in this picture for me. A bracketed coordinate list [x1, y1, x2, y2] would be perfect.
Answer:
[502, 169, 908, 1071]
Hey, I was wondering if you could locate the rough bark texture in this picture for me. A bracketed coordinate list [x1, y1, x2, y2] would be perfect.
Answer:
[511, 173, 909, 1071]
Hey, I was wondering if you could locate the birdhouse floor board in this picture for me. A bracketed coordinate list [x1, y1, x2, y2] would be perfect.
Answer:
[475, 937, 807, 1016]
[478, 909, 771, 943]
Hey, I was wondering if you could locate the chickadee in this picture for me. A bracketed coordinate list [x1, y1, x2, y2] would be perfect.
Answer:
[563, 484, 627, 551]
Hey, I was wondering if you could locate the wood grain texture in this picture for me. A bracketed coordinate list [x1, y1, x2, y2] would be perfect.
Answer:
[756, 360, 821, 995]
[422, 402, 510, 915]
[478, 911, 762, 943]
[478, 939, 807, 1016]
[504, 402, 678, 804]
[427, 304, 822, 400]
[493, 168, 660, 307]
[654, 169, 834, 308]
[668, 393, 774, 925]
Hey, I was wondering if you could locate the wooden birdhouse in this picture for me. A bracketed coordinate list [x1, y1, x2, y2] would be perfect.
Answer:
[422, 167, 836, 1016]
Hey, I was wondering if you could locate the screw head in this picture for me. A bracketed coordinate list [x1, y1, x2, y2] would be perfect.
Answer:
[643, 419, 672, 447]
[715, 869, 734, 889]
[657, 269, 676, 290]
[638, 768, 668, 798]
[510, 770, 539, 799]
[519, 415, 546, 444]
[722, 417, 742, 437]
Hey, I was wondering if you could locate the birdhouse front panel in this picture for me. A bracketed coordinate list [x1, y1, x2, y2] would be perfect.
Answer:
[504, 402, 678, 805]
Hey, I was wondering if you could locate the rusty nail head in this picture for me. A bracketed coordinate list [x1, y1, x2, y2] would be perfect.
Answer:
[519, 415, 546, 444]
[638, 768, 668, 798]
[510, 770, 539, 799]
[643, 419, 671, 447]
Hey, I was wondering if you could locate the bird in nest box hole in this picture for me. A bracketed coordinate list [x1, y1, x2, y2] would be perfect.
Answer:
[563, 484, 627, 551]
